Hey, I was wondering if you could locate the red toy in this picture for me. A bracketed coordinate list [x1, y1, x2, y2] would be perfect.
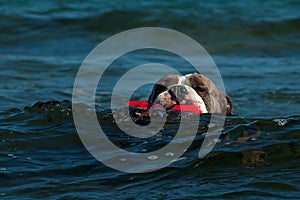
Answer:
[128, 101, 203, 114]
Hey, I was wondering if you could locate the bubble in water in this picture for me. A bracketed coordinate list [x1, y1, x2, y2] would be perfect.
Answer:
[120, 158, 127, 162]
[170, 157, 186, 163]
[273, 119, 288, 127]
[166, 152, 175, 157]
[141, 149, 147, 153]
[147, 155, 158, 160]
[225, 142, 231, 146]
[208, 123, 216, 128]
[212, 138, 221, 143]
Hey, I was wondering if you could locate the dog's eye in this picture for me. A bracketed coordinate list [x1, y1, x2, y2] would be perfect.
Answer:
[179, 87, 187, 94]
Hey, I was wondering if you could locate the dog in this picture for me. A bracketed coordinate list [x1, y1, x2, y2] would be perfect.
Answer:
[148, 73, 232, 115]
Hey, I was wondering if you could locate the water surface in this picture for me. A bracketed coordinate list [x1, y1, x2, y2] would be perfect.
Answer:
[0, 0, 299, 199]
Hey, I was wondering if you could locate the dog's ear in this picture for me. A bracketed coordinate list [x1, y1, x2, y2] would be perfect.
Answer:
[226, 95, 232, 115]
[147, 83, 168, 105]
[190, 73, 233, 115]
[188, 73, 210, 94]
[147, 74, 180, 106]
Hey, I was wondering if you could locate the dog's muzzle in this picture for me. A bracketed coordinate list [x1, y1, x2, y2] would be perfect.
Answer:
[168, 85, 191, 104]
[155, 85, 208, 113]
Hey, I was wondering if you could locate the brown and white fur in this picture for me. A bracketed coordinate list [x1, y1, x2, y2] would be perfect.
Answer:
[148, 73, 232, 115]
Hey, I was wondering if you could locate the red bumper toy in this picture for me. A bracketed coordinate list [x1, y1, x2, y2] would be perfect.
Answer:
[128, 101, 204, 114]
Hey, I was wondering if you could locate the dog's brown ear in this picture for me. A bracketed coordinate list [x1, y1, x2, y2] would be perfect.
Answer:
[147, 83, 168, 105]
[226, 95, 232, 115]
[188, 73, 209, 93]
[147, 74, 180, 106]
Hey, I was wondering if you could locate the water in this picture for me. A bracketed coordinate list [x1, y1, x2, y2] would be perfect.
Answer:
[1, 0, 300, 199]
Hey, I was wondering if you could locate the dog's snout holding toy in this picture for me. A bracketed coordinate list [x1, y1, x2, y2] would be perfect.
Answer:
[148, 73, 232, 115]
[155, 84, 208, 113]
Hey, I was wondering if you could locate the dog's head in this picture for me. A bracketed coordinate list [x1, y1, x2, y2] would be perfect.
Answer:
[148, 73, 232, 115]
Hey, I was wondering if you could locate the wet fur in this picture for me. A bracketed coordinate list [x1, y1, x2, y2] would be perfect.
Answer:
[148, 73, 232, 115]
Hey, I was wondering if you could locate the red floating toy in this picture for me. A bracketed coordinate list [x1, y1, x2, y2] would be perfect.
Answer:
[128, 101, 204, 114]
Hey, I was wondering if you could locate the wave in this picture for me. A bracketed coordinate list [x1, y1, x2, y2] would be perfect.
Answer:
[1, 100, 300, 199]
[1, 3, 300, 54]
[1, 100, 299, 167]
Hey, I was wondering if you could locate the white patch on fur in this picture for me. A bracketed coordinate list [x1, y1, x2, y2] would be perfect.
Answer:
[177, 74, 193, 86]
[155, 74, 208, 113]
[188, 87, 208, 113]
[178, 76, 186, 85]
[156, 91, 175, 108]
[156, 84, 208, 113]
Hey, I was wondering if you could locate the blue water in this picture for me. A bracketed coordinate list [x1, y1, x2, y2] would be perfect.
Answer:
[0, 0, 300, 199]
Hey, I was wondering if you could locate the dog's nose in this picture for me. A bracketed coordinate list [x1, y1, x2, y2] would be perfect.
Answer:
[154, 98, 162, 105]
[168, 85, 188, 103]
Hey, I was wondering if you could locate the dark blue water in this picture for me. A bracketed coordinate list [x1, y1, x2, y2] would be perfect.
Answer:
[1, 0, 300, 199]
